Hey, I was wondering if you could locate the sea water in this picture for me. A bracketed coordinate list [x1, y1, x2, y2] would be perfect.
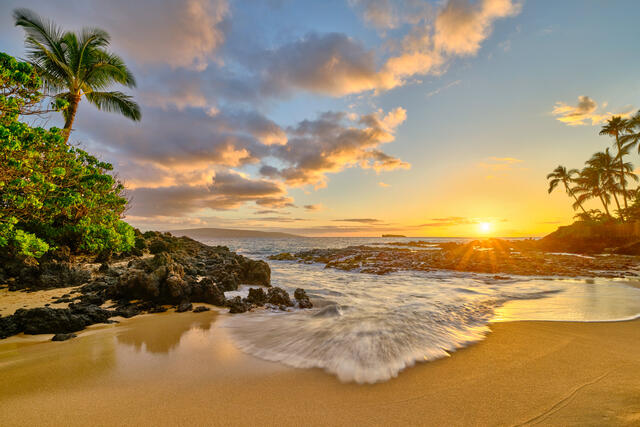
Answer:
[202, 237, 640, 383]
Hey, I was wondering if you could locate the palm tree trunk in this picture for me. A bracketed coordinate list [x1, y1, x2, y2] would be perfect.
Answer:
[567, 188, 588, 214]
[616, 133, 629, 219]
[63, 93, 81, 143]
[599, 194, 612, 217]
[612, 191, 622, 217]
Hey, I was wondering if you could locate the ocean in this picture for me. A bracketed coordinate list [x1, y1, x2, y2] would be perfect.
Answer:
[198, 237, 640, 384]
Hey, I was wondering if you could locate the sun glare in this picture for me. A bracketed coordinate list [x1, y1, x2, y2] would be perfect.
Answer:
[478, 222, 491, 234]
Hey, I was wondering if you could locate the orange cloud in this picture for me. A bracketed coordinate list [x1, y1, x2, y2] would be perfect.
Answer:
[552, 96, 634, 126]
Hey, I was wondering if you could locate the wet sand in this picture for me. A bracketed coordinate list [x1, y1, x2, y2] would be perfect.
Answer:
[1, 311, 639, 426]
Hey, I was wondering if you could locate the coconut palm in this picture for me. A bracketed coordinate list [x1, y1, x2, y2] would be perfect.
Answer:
[586, 148, 625, 216]
[600, 116, 633, 213]
[546, 165, 588, 214]
[573, 165, 613, 218]
[14, 8, 140, 142]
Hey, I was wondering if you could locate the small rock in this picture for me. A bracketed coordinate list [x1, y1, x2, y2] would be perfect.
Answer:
[193, 306, 210, 313]
[52, 333, 77, 341]
[246, 287, 267, 306]
[176, 302, 193, 312]
[227, 296, 250, 313]
[294, 288, 313, 309]
[266, 287, 293, 307]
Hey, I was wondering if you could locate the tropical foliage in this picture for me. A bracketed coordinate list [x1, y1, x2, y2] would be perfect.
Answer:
[13, 8, 140, 142]
[548, 113, 640, 222]
[0, 52, 134, 258]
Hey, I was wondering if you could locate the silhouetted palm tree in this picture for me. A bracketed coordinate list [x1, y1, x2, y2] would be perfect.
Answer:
[586, 149, 624, 215]
[574, 165, 612, 218]
[546, 165, 587, 214]
[14, 8, 140, 142]
[600, 116, 633, 214]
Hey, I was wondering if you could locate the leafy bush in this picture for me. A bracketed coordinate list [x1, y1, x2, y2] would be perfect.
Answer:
[0, 52, 133, 257]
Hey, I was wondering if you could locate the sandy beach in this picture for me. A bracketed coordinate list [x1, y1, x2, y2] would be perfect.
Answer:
[1, 310, 638, 426]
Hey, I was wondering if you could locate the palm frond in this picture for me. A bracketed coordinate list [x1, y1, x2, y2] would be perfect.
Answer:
[85, 91, 141, 121]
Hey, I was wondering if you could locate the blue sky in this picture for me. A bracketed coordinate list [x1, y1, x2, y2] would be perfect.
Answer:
[1, 0, 639, 236]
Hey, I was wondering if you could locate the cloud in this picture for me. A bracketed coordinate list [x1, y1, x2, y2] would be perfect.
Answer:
[426, 79, 461, 97]
[256, 33, 380, 97]
[378, 181, 391, 187]
[433, 0, 521, 56]
[304, 204, 324, 211]
[332, 218, 382, 224]
[245, 216, 308, 223]
[261, 107, 409, 188]
[100, 0, 230, 70]
[348, 0, 431, 31]
[254, 209, 281, 215]
[216, 0, 521, 100]
[346, 0, 522, 92]
[552, 96, 635, 126]
[127, 170, 292, 217]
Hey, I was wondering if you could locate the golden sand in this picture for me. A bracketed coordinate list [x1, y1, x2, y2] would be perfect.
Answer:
[0, 286, 80, 316]
[1, 311, 639, 426]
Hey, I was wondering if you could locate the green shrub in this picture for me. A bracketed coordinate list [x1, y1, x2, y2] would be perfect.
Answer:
[0, 52, 133, 257]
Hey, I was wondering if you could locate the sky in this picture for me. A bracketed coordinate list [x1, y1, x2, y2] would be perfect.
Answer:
[1, 0, 639, 237]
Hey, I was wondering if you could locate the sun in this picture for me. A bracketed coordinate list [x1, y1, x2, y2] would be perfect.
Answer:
[478, 222, 491, 234]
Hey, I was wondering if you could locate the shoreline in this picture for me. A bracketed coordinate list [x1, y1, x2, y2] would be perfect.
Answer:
[1, 311, 639, 425]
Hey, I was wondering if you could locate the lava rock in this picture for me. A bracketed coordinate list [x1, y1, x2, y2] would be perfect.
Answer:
[294, 288, 313, 309]
[176, 302, 193, 313]
[116, 305, 141, 318]
[227, 296, 251, 313]
[192, 278, 226, 306]
[246, 287, 267, 306]
[266, 287, 293, 307]
[193, 306, 210, 313]
[52, 333, 77, 341]
[12, 307, 88, 335]
[239, 259, 271, 287]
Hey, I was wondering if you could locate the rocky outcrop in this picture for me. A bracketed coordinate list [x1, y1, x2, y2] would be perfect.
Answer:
[294, 288, 313, 309]
[0, 305, 114, 338]
[52, 333, 77, 341]
[268, 237, 640, 277]
[246, 287, 267, 306]
[538, 221, 640, 254]
[0, 232, 314, 340]
[266, 287, 293, 307]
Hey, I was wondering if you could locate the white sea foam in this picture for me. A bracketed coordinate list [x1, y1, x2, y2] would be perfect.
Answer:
[201, 237, 640, 384]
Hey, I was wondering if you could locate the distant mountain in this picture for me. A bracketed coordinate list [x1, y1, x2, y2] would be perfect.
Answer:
[168, 227, 302, 239]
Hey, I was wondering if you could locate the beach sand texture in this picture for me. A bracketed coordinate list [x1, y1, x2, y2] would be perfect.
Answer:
[1, 311, 639, 426]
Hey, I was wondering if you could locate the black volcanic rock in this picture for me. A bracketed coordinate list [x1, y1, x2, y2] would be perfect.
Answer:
[247, 287, 267, 306]
[0, 233, 273, 339]
[294, 288, 313, 309]
[176, 302, 193, 313]
[52, 333, 77, 341]
[266, 287, 293, 307]
[227, 296, 251, 313]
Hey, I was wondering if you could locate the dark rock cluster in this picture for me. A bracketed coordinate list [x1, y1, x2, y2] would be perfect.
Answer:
[0, 232, 313, 340]
[269, 238, 640, 277]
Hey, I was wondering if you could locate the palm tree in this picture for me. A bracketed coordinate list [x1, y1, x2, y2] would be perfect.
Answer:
[14, 9, 140, 142]
[546, 165, 588, 214]
[586, 149, 624, 216]
[600, 116, 633, 213]
[574, 165, 613, 218]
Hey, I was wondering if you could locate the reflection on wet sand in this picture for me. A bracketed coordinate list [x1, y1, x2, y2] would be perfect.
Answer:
[0, 309, 284, 407]
[116, 310, 216, 354]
